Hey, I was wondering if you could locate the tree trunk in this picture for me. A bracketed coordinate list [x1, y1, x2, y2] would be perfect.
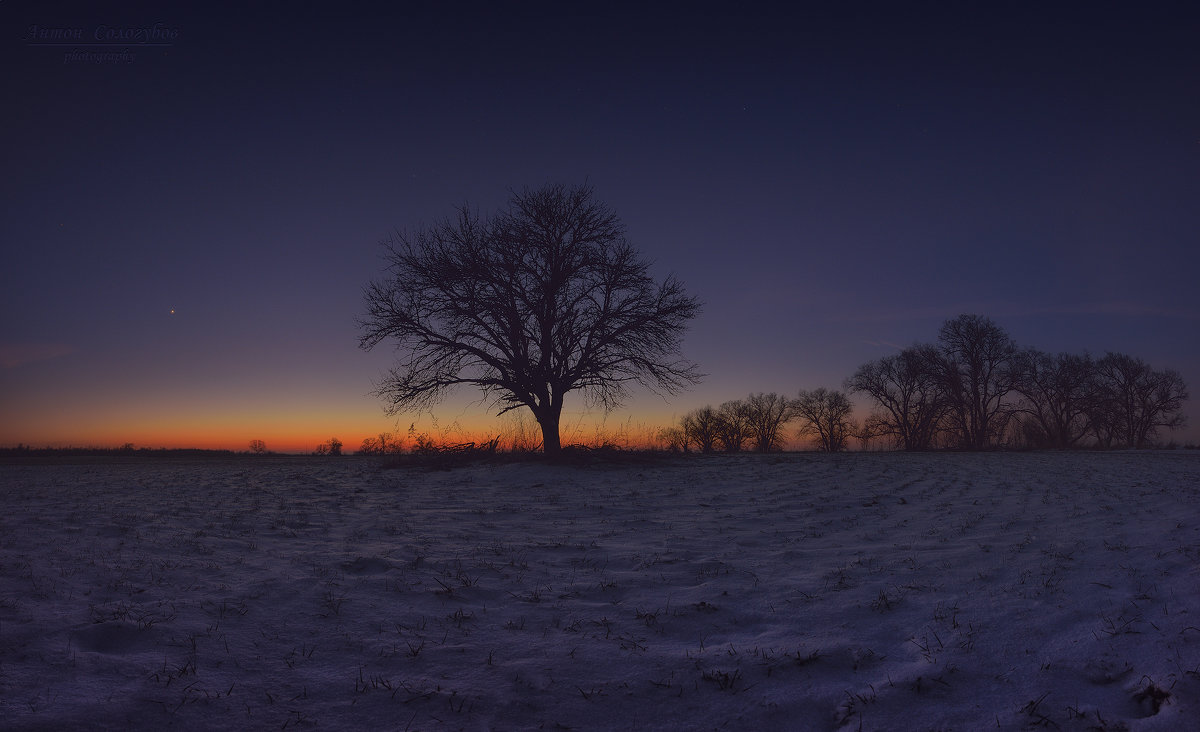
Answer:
[536, 410, 562, 455]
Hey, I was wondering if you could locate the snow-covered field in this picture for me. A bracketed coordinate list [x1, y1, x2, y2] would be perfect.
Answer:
[1, 452, 1198, 730]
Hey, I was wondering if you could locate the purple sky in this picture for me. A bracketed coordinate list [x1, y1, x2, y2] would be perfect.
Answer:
[3, 3, 1198, 450]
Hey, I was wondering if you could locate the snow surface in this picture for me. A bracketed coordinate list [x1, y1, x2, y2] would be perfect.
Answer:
[1, 452, 1198, 730]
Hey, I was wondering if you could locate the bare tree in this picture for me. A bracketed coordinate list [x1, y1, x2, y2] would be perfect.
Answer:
[1009, 350, 1097, 449]
[313, 437, 343, 456]
[1090, 353, 1188, 448]
[359, 183, 701, 455]
[937, 314, 1018, 449]
[743, 392, 794, 452]
[656, 425, 690, 453]
[359, 432, 404, 455]
[714, 399, 753, 452]
[681, 405, 720, 453]
[845, 344, 947, 450]
[852, 416, 888, 451]
[794, 388, 854, 452]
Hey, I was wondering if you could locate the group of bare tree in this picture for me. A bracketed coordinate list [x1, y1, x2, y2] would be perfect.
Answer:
[313, 437, 344, 456]
[667, 389, 857, 453]
[359, 182, 1187, 455]
[847, 314, 1189, 450]
[665, 314, 1188, 453]
[357, 432, 404, 455]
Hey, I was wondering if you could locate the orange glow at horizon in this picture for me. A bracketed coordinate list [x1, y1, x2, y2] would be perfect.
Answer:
[0, 409, 694, 453]
[0, 381, 881, 453]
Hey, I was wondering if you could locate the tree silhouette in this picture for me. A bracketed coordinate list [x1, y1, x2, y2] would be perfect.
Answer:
[1010, 350, 1096, 449]
[358, 432, 401, 455]
[1090, 353, 1188, 448]
[743, 392, 794, 452]
[936, 314, 1018, 449]
[315, 437, 343, 456]
[845, 344, 947, 450]
[843, 315, 1191, 451]
[681, 405, 720, 453]
[714, 399, 752, 452]
[359, 183, 701, 455]
[794, 388, 854, 452]
[657, 425, 690, 452]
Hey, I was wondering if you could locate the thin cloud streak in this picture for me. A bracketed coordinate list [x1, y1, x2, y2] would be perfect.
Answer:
[0, 343, 74, 369]
[834, 301, 1200, 326]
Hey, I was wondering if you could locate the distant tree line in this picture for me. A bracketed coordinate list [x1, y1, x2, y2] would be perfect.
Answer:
[663, 388, 857, 454]
[665, 314, 1188, 452]
[357, 432, 404, 455]
[850, 314, 1188, 450]
[313, 437, 343, 456]
[0, 444, 237, 458]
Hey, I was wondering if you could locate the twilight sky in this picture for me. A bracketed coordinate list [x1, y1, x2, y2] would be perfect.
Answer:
[3, 3, 1198, 451]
